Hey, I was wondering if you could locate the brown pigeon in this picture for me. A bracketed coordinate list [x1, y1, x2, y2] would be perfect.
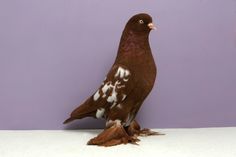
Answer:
[64, 13, 162, 146]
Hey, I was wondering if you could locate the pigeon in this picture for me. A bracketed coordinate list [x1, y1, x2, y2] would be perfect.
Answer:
[64, 13, 163, 146]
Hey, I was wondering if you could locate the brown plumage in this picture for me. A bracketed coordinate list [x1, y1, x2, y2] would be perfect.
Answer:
[64, 13, 163, 146]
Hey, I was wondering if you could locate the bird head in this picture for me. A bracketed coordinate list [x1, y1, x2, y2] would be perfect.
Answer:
[125, 13, 156, 34]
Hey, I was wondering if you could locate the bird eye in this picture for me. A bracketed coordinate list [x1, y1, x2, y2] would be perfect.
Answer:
[139, 20, 144, 24]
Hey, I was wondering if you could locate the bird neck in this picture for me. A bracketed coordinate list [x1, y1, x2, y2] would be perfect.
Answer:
[118, 29, 150, 51]
[115, 29, 151, 64]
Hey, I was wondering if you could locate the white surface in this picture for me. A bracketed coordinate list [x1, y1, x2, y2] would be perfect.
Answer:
[0, 127, 236, 157]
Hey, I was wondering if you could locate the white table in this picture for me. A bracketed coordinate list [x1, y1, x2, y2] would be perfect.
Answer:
[0, 127, 236, 157]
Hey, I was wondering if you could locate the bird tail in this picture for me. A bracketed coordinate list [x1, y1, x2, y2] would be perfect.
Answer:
[63, 117, 76, 124]
[63, 97, 95, 124]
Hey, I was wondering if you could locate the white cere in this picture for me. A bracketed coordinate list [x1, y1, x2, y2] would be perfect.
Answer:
[115, 67, 130, 79]
[96, 108, 105, 118]
[93, 90, 100, 101]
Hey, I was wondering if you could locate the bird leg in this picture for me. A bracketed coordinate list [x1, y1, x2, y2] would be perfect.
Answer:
[126, 120, 165, 137]
[87, 120, 139, 147]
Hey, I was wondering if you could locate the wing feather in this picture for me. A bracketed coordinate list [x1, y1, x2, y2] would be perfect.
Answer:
[65, 64, 135, 122]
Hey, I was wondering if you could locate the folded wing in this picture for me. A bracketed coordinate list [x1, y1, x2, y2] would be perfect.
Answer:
[63, 64, 135, 124]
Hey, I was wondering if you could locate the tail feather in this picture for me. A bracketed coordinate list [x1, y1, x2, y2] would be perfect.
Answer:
[63, 97, 97, 124]
[63, 117, 76, 124]
[63, 112, 95, 124]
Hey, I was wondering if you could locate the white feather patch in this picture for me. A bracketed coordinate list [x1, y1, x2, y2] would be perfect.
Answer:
[117, 104, 122, 109]
[115, 67, 130, 78]
[106, 119, 122, 127]
[110, 102, 116, 109]
[102, 82, 111, 93]
[101, 82, 112, 97]
[123, 78, 129, 82]
[117, 85, 125, 89]
[122, 94, 126, 101]
[107, 91, 117, 102]
[96, 108, 105, 118]
[93, 90, 100, 101]
[106, 81, 120, 103]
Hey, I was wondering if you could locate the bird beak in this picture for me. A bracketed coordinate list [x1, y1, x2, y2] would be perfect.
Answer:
[148, 23, 156, 30]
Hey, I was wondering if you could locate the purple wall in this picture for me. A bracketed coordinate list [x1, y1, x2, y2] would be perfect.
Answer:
[0, 0, 236, 129]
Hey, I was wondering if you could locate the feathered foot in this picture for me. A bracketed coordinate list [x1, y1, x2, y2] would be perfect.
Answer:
[87, 121, 139, 147]
[126, 120, 165, 137]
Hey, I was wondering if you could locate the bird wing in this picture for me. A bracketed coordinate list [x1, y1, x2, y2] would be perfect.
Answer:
[65, 64, 135, 122]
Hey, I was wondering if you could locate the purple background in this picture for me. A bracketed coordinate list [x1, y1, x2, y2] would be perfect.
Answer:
[0, 0, 236, 130]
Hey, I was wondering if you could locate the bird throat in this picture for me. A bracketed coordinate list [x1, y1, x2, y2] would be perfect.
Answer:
[115, 30, 151, 65]
[119, 30, 149, 52]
